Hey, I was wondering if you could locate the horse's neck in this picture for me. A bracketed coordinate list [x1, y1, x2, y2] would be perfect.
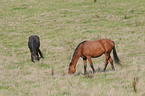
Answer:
[71, 56, 79, 67]
[71, 48, 82, 67]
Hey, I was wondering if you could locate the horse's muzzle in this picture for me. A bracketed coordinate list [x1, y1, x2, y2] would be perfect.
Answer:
[33, 60, 38, 63]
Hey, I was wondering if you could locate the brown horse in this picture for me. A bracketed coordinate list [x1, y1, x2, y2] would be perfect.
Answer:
[68, 39, 120, 74]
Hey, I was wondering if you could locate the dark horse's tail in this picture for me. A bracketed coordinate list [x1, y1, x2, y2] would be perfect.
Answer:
[112, 41, 120, 65]
[38, 49, 43, 58]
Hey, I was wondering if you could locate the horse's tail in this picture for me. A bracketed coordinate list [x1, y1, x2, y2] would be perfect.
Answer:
[38, 49, 43, 58]
[112, 41, 120, 65]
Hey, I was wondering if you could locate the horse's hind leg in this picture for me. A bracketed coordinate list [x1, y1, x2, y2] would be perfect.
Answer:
[36, 50, 39, 61]
[38, 49, 43, 58]
[109, 57, 115, 71]
[87, 56, 95, 73]
[104, 53, 110, 72]
[83, 58, 87, 75]
[31, 54, 33, 62]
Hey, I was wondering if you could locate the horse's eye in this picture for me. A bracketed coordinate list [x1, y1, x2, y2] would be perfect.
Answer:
[69, 68, 70, 70]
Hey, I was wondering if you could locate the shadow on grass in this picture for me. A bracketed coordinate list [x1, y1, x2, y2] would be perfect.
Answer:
[74, 66, 119, 78]
[74, 67, 102, 77]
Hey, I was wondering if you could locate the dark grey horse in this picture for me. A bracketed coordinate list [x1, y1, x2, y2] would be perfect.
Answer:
[28, 35, 43, 62]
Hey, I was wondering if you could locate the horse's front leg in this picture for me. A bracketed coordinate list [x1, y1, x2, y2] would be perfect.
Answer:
[83, 58, 87, 75]
[87, 56, 96, 73]
[31, 54, 34, 62]
[36, 50, 39, 61]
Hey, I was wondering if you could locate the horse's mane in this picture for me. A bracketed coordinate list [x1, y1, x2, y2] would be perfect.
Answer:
[70, 41, 86, 63]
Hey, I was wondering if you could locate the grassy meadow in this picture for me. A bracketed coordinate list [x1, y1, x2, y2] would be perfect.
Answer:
[0, 0, 145, 95]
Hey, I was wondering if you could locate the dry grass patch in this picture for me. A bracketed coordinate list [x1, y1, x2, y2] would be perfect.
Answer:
[0, 0, 145, 95]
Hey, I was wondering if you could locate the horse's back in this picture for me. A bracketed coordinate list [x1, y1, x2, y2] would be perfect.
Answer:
[82, 39, 114, 57]
[83, 40, 105, 57]
[29, 35, 39, 41]
[84, 39, 113, 49]
[100, 39, 114, 52]
[28, 35, 40, 48]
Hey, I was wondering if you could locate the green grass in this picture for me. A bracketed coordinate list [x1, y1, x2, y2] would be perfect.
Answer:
[0, 0, 145, 96]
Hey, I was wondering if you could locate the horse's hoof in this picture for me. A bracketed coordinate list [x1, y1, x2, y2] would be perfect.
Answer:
[84, 73, 87, 75]
[112, 69, 115, 71]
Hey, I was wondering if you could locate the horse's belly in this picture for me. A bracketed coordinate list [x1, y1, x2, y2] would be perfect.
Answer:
[91, 52, 104, 58]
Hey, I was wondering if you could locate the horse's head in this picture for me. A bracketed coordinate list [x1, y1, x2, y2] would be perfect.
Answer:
[68, 62, 76, 74]
[32, 52, 38, 63]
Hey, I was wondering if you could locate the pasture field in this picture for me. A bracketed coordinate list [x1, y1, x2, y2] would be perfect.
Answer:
[0, 0, 145, 95]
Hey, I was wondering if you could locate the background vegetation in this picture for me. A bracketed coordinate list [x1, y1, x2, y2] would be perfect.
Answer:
[0, 0, 145, 95]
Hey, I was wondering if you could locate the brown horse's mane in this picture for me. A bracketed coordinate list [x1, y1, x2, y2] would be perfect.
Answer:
[70, 41, 86, 65]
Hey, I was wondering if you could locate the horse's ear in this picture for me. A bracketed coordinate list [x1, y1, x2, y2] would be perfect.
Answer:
[69, 62, 72, 66]
[69, 62, 71, 65]
[69, 58, 71, 63]
[69, 56, 72, 61]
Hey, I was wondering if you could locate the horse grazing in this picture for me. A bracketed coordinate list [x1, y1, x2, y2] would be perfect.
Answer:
[28, 35, 43, 62]
[68, 39, 120, 74]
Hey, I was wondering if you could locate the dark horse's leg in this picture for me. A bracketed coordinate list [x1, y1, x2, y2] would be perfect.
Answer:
[31, 53, 34, 62]
[87, 56, 96, 73]
[83, 58, 87, 75]
[36, 50, 39, 61]
[109, 56, 115, 71]
[38, 49, 43, 58]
